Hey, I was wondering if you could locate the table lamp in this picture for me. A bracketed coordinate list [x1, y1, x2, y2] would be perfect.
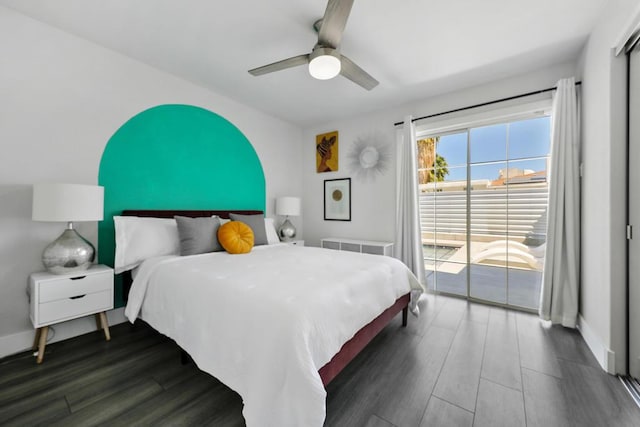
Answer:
[276, 196, 301, 241]
[32, 183, 104, 274]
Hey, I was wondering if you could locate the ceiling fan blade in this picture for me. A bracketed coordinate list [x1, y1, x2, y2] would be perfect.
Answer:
[340, 54, 379, 90]
[248, 54, 309, 76]
[318, 0, 354, 48]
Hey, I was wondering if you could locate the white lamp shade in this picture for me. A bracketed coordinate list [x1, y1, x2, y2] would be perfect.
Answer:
[276, 197, 301, 216]
[32, 183, 104, 222]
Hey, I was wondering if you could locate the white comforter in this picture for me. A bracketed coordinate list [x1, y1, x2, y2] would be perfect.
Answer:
[125, 244, 423, 427]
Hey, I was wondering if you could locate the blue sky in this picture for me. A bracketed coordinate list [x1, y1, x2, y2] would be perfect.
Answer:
[433, 116, 551, 182]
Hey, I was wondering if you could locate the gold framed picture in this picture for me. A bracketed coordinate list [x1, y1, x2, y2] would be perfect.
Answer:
[316, 130, 338, 173]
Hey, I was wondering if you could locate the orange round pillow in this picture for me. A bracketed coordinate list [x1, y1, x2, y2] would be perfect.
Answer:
[218, 221, 254, 254]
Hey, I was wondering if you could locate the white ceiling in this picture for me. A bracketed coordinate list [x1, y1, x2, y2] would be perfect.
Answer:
[1, 0, 607, 126]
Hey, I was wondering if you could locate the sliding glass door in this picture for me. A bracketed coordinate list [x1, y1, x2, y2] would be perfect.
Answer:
[419, 115, 550, 310]
[420, 131, 468, 297]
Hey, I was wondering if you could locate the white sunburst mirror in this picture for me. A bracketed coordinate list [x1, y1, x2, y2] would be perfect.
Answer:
[348, 134, 390, 181]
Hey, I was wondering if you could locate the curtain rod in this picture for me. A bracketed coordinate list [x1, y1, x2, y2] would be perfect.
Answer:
[393, 81, 582, 127]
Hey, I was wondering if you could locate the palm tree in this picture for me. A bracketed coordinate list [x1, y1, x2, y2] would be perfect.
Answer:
[417, 137, 449, 184]
[433, 153, 449, 182]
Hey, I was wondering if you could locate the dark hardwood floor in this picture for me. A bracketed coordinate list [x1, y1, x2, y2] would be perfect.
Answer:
[1, 293, 639, 426]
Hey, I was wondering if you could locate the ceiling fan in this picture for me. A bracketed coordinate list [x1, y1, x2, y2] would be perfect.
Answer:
[248, 0, 379, 91]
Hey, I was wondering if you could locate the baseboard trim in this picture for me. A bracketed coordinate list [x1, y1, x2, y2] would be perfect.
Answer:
[577, 314, 616, 374]
[0, 307, 127, 359]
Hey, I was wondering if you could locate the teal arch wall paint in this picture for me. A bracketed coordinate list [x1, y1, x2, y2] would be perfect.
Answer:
[98, 104, 265, 306]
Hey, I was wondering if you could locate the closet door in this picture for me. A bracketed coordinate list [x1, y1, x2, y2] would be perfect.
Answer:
[628, 42, 640, 380]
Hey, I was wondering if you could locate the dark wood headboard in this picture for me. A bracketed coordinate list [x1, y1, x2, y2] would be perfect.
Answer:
[122, 209, 263, 219]
[120, 209, 263, 301]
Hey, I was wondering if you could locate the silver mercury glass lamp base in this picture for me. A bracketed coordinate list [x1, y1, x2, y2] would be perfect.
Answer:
[278, 217, 297, 242]
[42, 222, 95, 274]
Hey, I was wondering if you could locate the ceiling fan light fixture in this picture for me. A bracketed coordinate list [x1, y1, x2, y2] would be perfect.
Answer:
[309, 48, 341, 80]
[248, 0, 378, 90]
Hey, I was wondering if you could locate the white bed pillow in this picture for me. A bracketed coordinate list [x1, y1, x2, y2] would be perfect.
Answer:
[265, 218, 281, 244]
[113, 216, 180, 274]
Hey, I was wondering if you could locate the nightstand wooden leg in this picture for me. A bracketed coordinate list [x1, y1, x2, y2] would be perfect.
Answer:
[95, 313, 102, 330]
[36, 326, 48, 364]
[98, 312, 111, 341]
[32, 328, 41, 350]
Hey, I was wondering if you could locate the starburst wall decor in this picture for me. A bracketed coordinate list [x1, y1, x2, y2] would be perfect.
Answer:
[347, 134, 391, 181]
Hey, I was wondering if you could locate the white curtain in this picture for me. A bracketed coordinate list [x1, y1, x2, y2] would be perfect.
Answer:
[540, 77, 580, 327]
[395, 116, 425, 288]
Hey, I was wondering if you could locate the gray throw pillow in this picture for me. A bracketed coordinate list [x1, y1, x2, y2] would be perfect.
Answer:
[174, 216, 222, 255]
[229, 213, 268, 246]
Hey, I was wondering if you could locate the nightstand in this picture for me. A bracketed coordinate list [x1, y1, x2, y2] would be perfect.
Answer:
[285, 240, 304, 246]
[29, 264, 114, 363]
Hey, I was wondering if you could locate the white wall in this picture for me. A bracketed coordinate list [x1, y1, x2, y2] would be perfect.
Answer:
[0, 6, 303, 358]
[301, 62, 577, 249]
[577, 0, 640, 374]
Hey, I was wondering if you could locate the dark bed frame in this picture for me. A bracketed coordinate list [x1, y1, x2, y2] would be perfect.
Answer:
[120, 209, 409, 386]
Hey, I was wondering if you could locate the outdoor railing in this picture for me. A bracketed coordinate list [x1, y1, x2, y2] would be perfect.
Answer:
[419, 184, 549, 245]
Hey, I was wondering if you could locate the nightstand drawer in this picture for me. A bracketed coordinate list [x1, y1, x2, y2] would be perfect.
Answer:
[38, 271, 112, 303]
[38, 290, 112, 325]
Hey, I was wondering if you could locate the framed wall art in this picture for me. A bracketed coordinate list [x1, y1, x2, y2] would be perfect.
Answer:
[324, 178, 351, 221]
[316, 130, 339, 173]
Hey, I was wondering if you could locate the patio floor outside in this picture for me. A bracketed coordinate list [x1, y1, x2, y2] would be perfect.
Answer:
[423, 240, 543, 310]
[425, 263, 542, 309]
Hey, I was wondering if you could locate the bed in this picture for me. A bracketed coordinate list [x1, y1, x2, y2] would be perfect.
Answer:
[119, 209, 422, 427]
